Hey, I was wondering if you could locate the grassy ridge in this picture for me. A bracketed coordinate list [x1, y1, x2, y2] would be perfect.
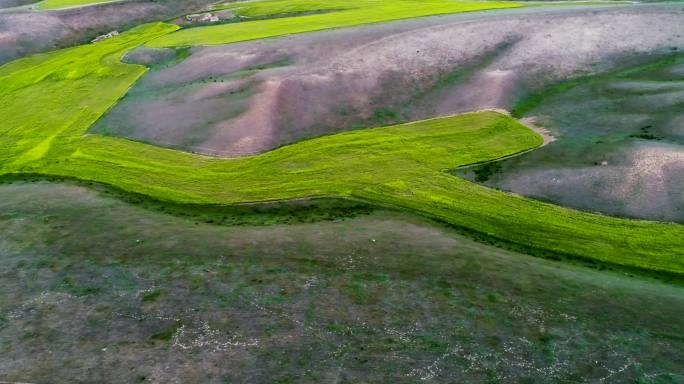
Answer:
[1, 23, 683, 275]
[2, 182, 684, 382]
[3, 182, 683, 382]
[148, 0, 523, 48]
[25, 114, 684, 275]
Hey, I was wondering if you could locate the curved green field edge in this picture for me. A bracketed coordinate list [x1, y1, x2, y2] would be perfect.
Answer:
[1, 22, 682, 275]
[36, 0, 121, 10]
[147, 0, 524, 48]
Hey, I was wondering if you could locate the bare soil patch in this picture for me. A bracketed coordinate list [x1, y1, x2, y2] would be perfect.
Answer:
[0, 0, 215, 64]
[94, 4, 684, 157]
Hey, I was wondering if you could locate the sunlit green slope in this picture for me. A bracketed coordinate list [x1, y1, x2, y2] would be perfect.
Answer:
[36, 0, 120, 10]
[148, 0, 523, 47]
[0, 23, 682, 275]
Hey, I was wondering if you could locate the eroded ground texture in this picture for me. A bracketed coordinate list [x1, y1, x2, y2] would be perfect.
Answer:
[0, 182, 683, 383]
[93, 4, 684, 155]
[458, 52, 684, 222]
[0, 0, 215, 64]
[92, 3, 684, 221]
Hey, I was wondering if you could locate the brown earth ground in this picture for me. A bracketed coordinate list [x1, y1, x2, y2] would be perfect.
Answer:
[95, 3, 684, 156]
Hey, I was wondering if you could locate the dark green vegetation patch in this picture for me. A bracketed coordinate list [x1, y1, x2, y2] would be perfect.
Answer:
[470, 53, 684, 222]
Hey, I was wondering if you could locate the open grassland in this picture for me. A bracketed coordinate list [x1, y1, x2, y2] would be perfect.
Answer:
[0, 23, 683, 275]
[36, 0, 120, 10]
[148, 0, 524, 48]
[1, 182, 683, 382]
[0, 22, 178, 169]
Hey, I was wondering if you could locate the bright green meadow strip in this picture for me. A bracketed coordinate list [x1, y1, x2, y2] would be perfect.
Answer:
[148, 0, 523, 48]
[36, 0, 121, 10]
[0, 22, 178, 168]
[0, 22, 682, 275]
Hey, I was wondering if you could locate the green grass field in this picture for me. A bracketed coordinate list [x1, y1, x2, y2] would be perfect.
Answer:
[36, 0, 120, 10]
[0, 22, 683, 275]
[148, 0, 523, 48]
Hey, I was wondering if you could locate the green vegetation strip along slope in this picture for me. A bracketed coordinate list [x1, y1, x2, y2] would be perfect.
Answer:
[148, 0, 523, 48]
[0, 23, 683, 275]
[36, 0, 121, 10]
